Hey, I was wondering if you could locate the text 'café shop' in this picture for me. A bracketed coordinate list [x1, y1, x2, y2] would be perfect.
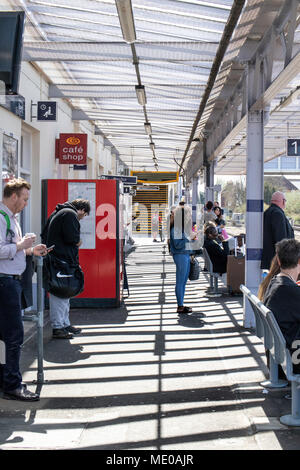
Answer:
[56, 134, 88, 165]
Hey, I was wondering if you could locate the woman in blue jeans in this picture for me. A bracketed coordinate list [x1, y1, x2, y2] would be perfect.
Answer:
[169, 206, 195, 314]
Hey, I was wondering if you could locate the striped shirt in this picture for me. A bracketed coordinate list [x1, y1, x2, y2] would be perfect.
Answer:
[0, 202, 26, 275]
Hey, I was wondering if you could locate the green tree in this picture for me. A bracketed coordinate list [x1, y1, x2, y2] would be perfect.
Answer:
[221, 180, 246, 213]
[264, 181, 277, 204]
[285, 190, 300, 223]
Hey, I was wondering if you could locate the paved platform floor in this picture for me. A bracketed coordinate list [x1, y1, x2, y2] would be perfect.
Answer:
[1, 240, 300, 450]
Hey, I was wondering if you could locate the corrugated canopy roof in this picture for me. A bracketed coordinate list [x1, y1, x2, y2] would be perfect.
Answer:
[18, 0, 237, 172]
[13, 0, 300, 178]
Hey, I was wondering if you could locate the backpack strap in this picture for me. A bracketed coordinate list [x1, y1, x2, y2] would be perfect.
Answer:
[0, 210, 11, 236]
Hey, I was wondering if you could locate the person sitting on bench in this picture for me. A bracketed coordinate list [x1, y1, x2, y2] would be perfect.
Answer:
[263, 238, 300, 373]
[203, 225, 229, 275]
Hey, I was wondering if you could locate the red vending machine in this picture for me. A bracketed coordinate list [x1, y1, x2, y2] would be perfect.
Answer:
[42, 179, 124, 307]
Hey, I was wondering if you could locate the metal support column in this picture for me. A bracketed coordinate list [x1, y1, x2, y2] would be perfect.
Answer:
[205, 161, 214, 203]
[192, 176, 198, 224]
[244, 62, 264, 328]
[177, 176, 183, 202]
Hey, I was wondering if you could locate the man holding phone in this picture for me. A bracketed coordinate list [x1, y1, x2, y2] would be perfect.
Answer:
[42, 198, 90, 339]
[0, 178, 47, 401]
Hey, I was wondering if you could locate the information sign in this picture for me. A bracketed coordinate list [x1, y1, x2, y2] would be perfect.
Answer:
[287, 139, 300, 156]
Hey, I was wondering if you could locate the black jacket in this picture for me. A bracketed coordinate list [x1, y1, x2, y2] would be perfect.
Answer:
[43, 202, 80, 265]
[203, 237, 229, 274]
[264, 276, 300, 349]
[261, 204, 294, 269]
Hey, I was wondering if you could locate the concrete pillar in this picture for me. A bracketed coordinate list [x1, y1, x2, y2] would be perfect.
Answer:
[244, 62, 264, 328]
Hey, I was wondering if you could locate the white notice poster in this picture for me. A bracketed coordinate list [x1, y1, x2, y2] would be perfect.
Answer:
[68, 182, 96, 249]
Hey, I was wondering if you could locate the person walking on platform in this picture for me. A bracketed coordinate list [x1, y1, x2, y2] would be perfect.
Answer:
[151, 211, 160, 242]
[42, 199, 90, 339]
[169, 205, 195, 314]
[261, 191, 294, 270]
[0, 178, 47, 401]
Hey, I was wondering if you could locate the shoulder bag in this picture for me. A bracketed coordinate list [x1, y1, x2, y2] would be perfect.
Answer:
[189, 256, 200, 281]
[43, 253, 84, 298]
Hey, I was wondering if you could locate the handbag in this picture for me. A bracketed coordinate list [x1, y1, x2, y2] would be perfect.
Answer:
[43, 253, 84, 298]
[189, 257, 200, 281]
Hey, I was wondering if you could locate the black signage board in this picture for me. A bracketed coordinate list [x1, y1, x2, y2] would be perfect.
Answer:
[101, 174, 137, 185]
[73, 165, 87, 170]
[287, 138, 300, 156]
[37, 101, 57, 121]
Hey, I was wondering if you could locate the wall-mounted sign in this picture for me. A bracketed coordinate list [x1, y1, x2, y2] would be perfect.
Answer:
[74, 164, 87, 170]
[100, 174, 137, 185]
[131, 170, 178, 184]
[37, 101, 57, 121]
[2, 134, 18, 188]
[68, 182, 96, 250]
[58, 133, 87, 165]
[2, 95, 25, 120]
[287, 138, 300, 156]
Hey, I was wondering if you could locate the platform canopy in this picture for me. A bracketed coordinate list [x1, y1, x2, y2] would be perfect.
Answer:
[18, 0, 238, 171]
[17, 0, 300, 176]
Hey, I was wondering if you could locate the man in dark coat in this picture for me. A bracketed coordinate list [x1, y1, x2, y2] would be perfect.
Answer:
[261, 191, 294, 270]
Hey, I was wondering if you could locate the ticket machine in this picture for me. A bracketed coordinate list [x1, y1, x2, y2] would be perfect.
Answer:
[42, 179, 124, 307]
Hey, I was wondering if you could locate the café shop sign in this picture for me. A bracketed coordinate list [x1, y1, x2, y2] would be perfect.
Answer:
[58, 134, 87, 164]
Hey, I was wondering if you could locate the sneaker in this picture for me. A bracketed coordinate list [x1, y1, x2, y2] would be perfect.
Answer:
[52, 328, 73, 339]
[65, 325, 82, 335]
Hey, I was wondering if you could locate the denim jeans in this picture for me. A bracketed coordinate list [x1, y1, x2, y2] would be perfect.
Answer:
[0, 278, 23, 392]
[49, 293, 71, 329]
[173, 253, 190, 307]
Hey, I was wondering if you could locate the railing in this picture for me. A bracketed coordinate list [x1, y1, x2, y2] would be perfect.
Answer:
[22, 256, 44, 384]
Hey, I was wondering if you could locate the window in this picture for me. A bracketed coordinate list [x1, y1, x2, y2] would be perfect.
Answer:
[280, 156, 297, 170]
[264, 158, 279, 169]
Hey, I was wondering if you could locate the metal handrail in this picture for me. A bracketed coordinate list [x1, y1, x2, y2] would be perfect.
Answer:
[22, 256, 44, 384]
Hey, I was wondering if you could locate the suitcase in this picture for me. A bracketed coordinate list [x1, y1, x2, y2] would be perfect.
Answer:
[226, 237, 245, 294]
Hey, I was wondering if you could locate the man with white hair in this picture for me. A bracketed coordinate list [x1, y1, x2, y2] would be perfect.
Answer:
[261, 191, 294, 270]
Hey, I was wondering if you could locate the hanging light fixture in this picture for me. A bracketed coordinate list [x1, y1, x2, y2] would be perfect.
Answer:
[115, 0, 136, 43]
[135, 85, 147, 105]
[144, 122, 152, 135]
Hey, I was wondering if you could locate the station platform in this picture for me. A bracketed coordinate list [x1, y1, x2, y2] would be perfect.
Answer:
[1, 240, 300, 450]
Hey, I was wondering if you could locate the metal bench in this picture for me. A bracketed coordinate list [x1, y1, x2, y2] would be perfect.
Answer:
[266, 311, 300, 426]
[202, 247, 223, 297]
[240, 284, 288, 389]
[241, 284, 300, 427]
